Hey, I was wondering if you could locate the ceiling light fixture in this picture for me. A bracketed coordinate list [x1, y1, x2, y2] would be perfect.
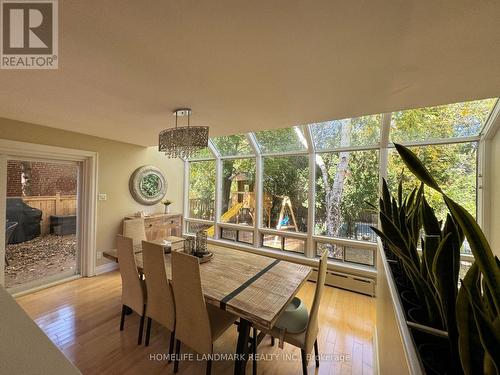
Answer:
[158, 108, 209, 159]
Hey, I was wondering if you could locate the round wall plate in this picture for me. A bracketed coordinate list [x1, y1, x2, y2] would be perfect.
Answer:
[129, 165, 167, 205]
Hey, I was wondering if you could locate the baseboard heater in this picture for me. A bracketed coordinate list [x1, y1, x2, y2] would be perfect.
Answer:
[308, 269, 375, 297]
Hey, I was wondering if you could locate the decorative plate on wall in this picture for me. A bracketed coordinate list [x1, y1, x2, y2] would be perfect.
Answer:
[129, 165, 167, 205]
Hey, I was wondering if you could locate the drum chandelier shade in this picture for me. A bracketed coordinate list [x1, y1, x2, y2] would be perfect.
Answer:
[159, 108, 209, 159]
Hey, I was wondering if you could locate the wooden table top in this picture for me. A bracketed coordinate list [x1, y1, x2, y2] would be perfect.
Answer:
[104, 244, 311, 330]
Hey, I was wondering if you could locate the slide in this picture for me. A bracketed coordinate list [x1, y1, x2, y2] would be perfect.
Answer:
[206, 202, 243, 237]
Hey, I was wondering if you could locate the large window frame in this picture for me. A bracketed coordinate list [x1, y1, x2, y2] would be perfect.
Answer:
[183, 100, 500, 273]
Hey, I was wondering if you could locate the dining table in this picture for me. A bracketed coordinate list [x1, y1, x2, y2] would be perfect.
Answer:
[104, 242, 312, 375]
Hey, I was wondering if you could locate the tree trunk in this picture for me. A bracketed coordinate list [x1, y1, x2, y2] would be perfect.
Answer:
[21, 161, 33, 196]
[317, 119, 351, 237]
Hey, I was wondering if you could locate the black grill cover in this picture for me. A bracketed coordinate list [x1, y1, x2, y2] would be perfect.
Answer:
[6, 198, 42, 244]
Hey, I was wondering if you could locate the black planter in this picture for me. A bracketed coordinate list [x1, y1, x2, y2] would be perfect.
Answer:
[410, 328, 451, 375]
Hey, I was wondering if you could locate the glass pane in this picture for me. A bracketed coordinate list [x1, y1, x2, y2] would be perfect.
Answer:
[221, 227, 237, 241]
[254, 127, 307, 153]
[186, 222, 214, 238]
[310, 115, 381, 150]
[344, 246, 374, 266]
[262, 234, 282, 250]
[459, 259, 473, 281]
[315, 150, 379, 241]
[390, 98, 497, 142]
[284, 237, 305, 253]
[221, 158, 256, 226]
[211, 135, 253, 156]
[317, 242, 343, 260]
[237, 230, 254, 244]
[188, 161, 216, 220]
[263, 155, 309, 232]
[188, 147, 214, 160]
[387, 142, 477, 223]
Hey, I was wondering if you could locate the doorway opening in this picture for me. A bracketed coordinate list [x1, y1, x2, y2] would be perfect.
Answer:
[4, 159, 80, 292]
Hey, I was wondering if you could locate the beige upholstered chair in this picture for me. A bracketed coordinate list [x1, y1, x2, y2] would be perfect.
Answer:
[142, 240, 176, 361]
[116, 235, 147, 345]
[171, 251, 237, 375]
[123, 218, 147, 246]
[259, 250, 328, 375]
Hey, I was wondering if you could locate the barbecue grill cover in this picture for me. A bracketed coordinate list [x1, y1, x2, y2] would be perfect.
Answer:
[6, 198, 42, 244]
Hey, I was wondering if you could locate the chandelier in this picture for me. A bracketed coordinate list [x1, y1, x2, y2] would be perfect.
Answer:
[159, 108, 209, 159]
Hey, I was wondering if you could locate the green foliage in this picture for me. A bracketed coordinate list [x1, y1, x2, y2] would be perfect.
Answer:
[255, 127, 306, 153]
[140, 174, 161, 197]
[211, 135, 253, 156]
[393, 143, 500, 375]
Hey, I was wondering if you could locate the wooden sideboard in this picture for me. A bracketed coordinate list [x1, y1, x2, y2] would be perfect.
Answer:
[124, 213, 182, 241]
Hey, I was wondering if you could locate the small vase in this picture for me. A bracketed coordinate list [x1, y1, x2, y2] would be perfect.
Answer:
[164, 205, 170, 214]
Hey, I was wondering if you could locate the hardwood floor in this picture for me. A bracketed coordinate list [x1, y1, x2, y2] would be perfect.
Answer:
[16, 271, 376, 375]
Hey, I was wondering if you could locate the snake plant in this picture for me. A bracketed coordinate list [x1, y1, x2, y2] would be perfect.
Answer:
[393, 143, 500, 375]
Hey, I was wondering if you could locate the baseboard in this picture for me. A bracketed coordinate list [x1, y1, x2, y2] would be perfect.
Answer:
[373, 326, 379, 375]
[95, 261, 118, 275]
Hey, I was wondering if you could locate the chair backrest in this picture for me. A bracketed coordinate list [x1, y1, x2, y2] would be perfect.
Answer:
[305, 250, 328, 352]
[5, 222, 18, 246]
[142, 241, 175, 331]
[171, 251, 212, 354]
[116, 235, 145, 314]
[123, 218, 147, 246]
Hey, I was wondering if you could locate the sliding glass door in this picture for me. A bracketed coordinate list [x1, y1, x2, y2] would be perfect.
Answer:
[1, 157, 81, 293]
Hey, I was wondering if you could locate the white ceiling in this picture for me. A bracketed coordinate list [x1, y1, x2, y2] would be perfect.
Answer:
[0, 0, 499, 146]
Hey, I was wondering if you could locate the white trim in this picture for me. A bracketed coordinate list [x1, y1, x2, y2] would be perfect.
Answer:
[388, 135, 480, 148]
[96, 261, 118, 275]
[481, 99, 500, 140]
[214, 157, 222, 239]
[0, 156, 6, 286]
[0, 138, 98, 285]
[184, 217, 215, 225]
[10, 274, 81, 298]
[258, 227, 308, 239]
[304, 125, 316, 258]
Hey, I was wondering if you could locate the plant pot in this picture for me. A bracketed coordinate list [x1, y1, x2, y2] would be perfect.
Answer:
[407, 306, 429, 326]
[410, 328, 451, 375]
[400, 289, 421, 312]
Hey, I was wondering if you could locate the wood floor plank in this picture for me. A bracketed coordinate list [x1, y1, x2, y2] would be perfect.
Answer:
[16, 270, 375, 375]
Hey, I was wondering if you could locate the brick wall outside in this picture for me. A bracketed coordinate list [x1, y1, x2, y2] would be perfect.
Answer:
[7, 160, 77, 197]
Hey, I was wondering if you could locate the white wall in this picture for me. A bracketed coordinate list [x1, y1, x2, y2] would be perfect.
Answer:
[0, 117, 184, 258]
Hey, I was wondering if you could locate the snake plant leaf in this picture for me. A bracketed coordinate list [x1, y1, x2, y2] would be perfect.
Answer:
[443, 195, 500, 313]
[421, 196, 442, 236]
[394, 143, 442, 192]
[398, 180, 403, 208]
[482, 277, 497, 321]
[457, 265, 485, 375]
[464, 285, 500, 374]
[382, 179, 392, 216]
[432, 234, 458, 329]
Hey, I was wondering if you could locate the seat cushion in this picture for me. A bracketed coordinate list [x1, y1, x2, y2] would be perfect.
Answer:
[207, 303, 237, 341]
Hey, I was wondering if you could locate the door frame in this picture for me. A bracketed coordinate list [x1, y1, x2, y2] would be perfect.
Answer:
[0, 139, 98, 287]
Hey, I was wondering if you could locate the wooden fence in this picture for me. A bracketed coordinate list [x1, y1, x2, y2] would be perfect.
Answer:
[22, 193, 77, 235]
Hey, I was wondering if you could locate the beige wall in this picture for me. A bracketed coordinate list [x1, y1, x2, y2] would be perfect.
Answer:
[490, 130, 500, 258]
[0, 117, 184, 259]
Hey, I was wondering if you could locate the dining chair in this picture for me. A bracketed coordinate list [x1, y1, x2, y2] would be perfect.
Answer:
[116, 234, 147, 345]
[171, 251, 238, 375]
[123, 218, 147, 246]
[142, 240, 176, 362]
[258, 250, 328, 375]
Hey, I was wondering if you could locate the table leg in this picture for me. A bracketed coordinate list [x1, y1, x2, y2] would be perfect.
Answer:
[234, 318, 251, 375]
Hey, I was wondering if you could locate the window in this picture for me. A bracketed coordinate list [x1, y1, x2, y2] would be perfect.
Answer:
[263, 155, 309, 232]
[387, 142, 477, 222]
[188, 160, 216, 220]
[186, 222, 214, 238]
[390, 98, 497, 143]
[221, 158, 255, 226]
[310, 115, 381, 150]
[211, 135, 253, 156]
[188, 146, 214, 160]
[262, 234, 305, 254]
[255, 127, 307, 153]
[183, 97, 498, 272]
[315, 150, 379, 242]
